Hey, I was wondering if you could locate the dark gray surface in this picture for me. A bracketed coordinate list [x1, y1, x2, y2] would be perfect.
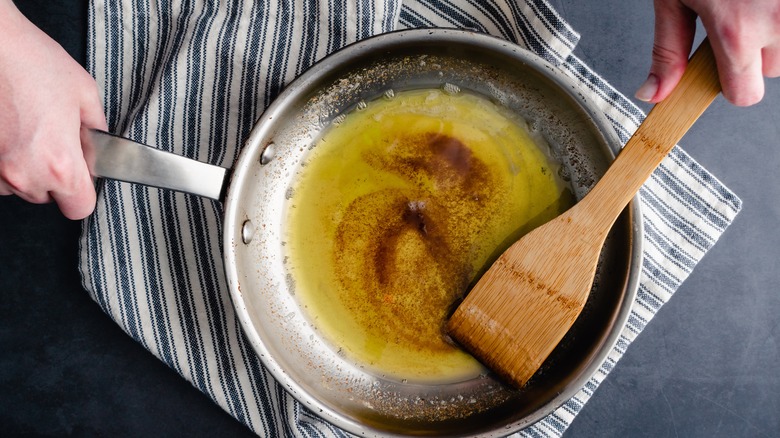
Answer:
[1, 1, 778, 437]
[553, 2, 780, 437]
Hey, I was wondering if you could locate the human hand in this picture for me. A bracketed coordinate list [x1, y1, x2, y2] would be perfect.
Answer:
[636, 0, 780, 106]
[0, 0, 107, 219]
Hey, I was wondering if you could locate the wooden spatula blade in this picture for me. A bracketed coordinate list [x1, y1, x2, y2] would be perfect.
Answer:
[446, 208, 607, 387]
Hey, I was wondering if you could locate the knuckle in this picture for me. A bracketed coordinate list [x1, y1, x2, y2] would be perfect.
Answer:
[710, 16, 757, 59]
[47, 158, 70, 183]
[716, 17, 744, 42]
[651, 43, 689, 74]
[652, 43, 684, 65]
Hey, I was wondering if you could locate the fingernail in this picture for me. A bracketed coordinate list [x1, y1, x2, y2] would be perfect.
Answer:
[635, 74, 659, 102]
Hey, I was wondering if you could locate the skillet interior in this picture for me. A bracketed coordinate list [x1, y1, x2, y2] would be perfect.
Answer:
[223, 29, 642, 437]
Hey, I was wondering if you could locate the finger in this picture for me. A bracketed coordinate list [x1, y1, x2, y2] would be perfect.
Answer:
[637, 0, 697, 103]
[706, 36, 765, 106]
[696, 6, 768, 106]
[1, 139, 95, 216]
[0, 173, 12, 196]
[22, 191, 54, 204]
[51, 174, 96, 220]
[79, 75, 108, 131]
[0, 164, 54, 203]
[26, 113, 96, 219]
[50, 76, 105, 219]
[78, 79, 107, 183]
[50, 164, 96, 220]
[51, 125, 98, 219]
[718, 56, 764, 106]
[6, 185, 54, 204]
[762, 45, 780, 78]
[0, 180, 16, 197]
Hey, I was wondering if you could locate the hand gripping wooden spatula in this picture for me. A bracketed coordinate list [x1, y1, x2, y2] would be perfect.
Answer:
[447, 39, 721, 388]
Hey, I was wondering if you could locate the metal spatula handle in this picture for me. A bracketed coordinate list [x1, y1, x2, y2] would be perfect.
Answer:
[81, 128, 229, 200]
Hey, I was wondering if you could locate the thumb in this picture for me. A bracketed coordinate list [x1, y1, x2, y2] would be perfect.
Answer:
[79, 75, 108, 132]
[636, 0, 698, 103]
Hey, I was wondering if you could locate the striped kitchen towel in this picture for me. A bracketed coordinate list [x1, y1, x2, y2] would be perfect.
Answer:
[80, 0, 742, 436]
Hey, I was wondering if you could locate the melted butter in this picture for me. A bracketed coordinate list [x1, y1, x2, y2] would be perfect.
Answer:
[285, 89, 573, 383]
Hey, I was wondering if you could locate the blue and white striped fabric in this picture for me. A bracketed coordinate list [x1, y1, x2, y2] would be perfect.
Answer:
[80, 0, 742, 436]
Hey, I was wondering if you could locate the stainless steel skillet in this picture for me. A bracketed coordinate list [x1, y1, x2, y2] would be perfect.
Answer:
[83, 28, 642, 437]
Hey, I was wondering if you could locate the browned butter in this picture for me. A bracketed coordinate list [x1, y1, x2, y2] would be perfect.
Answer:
[285, 88, 573, 383]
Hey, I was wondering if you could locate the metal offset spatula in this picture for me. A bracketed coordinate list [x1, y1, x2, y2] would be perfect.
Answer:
[447, 39, 721, 388]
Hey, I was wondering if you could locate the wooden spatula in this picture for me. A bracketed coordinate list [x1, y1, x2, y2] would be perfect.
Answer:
[447, 39, 721, 388]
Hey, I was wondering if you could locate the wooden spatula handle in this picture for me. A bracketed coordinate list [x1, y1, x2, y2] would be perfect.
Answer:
[584, 39, 721, 226]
